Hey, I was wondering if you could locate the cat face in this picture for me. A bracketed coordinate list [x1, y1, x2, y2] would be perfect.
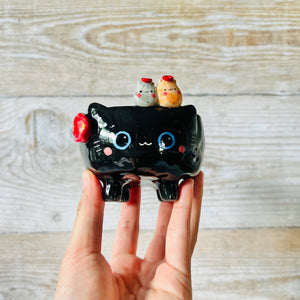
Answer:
[76, 103, 204, 178]
[134, 79, 158, 107]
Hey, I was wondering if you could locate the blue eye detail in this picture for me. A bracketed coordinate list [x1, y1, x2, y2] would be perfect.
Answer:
[158, 132, 175, 150]
[113, 131, 131, 150]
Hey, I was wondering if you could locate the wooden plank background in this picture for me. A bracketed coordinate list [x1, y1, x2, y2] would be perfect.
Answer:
[0, 0, 300, 299]
[1, 229, 300, 300]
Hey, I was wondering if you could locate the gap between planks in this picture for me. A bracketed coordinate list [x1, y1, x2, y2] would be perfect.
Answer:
[1, 225, 300, 236]
[1, 93, 300, 99]
[0, 228, 299, 299]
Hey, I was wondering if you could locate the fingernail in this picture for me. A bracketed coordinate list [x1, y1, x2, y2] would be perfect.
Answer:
[82, 170, 90, 190]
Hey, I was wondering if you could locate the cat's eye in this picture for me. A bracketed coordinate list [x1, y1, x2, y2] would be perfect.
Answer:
[158, 132, 175, 150]
[113, 131, 131, 150]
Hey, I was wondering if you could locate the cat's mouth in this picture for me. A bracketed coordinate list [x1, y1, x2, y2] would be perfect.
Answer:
[139, 142, 152, 146]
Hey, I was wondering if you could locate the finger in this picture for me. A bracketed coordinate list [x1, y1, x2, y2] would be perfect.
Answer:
[68, 169, 105, 255]
[165, 178, 194, 275]
[190, 172, 204, 254]
[111, 183, 141, 258]
[144, 201, 173, 262]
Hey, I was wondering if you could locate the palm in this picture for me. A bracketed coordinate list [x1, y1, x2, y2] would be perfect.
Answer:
[109, 254, 191, 299]
[55, 171, 203, 300]
[67, 251, 190, 299]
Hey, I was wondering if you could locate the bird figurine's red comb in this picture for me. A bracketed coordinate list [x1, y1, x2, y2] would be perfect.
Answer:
[141, 78, 153, 83]
[162, 75, 174, 81]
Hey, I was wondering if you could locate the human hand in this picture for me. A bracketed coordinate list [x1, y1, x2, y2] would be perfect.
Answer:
[55, 170, 203, 300]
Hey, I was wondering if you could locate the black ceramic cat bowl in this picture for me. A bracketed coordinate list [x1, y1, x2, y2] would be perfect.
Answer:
[72, 76, 205, 202]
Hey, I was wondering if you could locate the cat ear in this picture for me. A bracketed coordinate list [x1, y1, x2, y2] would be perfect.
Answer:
[171, 105, 198, 132]
[88, 102, 114, 130]
[173, 105, 196, 119]
[88, 102, 107, 115]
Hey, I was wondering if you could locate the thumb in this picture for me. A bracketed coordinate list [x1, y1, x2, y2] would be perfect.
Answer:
[68, 169, 105, 255]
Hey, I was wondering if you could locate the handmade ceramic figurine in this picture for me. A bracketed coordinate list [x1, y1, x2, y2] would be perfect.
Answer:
[73, 77, 204, 202]
[134, 78, 158, 107]
[157, 75, 182, 108]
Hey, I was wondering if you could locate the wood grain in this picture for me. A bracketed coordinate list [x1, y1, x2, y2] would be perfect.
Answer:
[1, 1, 299, 299]
[0, 95, 299, 233]
[0, 0, 300, 96]
[0, 228, 299, 300]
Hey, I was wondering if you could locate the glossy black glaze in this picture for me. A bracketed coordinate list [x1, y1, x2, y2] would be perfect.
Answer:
[76, 103, 205, 201]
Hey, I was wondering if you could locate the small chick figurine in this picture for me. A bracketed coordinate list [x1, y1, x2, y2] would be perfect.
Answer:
[134, 78, 158, 107]
[157, 75, 182, 108]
